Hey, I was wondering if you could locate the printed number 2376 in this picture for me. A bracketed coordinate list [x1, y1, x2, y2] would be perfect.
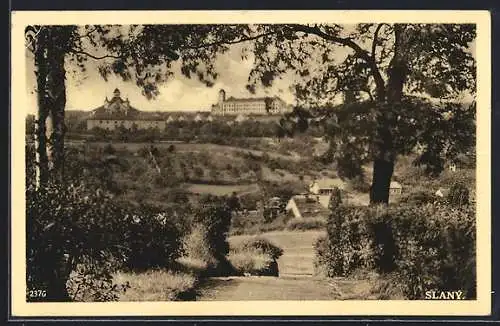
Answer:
[29, 289, 47, 298]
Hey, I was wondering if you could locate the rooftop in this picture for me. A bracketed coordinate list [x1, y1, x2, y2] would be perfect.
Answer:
[390, 181, 402, 189]
[225, 96, 269, 103]
[310, 178, 345, 190]
[291, 196, 329, 218]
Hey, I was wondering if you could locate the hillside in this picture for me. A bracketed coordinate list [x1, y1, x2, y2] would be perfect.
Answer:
[61, 137, 337, 210]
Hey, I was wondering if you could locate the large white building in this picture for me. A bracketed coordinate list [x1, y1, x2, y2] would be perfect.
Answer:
[211, 89, 292, 116]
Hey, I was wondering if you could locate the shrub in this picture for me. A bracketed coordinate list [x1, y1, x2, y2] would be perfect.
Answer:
[227, 252, 278, 276]
[229, 237, 283, 276]
[313, 235, 334, 277]
[399, 190, 436, 205]
[123, 210, 184, 272]
[67, 257, 130, 302]
[316, 203, 476, 299]
[103, 143, 116, 155]
[448, 181, 470, 206]
[184, 196, 234, 275]
[113, 268, 197, 301]
[322, 205, 377, 277]
[27, 182, 184, 301]
[328, 187, 342, 210]
[235, 237, 284, 260]
[286, 217, 326, 231]
[183, 224, 218, 266]
[349, 176, 371, 193]
[26, 183, 132, 301]
[389, 204, 476, 299]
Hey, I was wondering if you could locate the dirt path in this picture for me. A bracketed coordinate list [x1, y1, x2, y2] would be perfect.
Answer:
[196, 230, 374, 301]
[197, 275, 344, 301]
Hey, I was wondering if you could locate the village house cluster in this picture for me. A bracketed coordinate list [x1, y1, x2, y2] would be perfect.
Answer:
[285, 178, 403, 219]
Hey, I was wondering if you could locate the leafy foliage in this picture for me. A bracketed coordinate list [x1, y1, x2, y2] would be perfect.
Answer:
[26, 143, 187, 301]
[448, 181, 470, 206]
[243, 23, 476, 202]
[26, 182, 131, 301]
[285, 217, 326, 231]
[184, 195, 235, 275]
[245, 24, 475, 105]
[316, 202, 476, 299]
[122, 207, 184, 272]
[236, 237, 284, 260]
[228, 237, 283, 276]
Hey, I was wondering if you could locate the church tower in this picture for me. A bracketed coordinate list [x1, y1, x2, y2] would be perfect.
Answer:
[218, 89, 226, 115]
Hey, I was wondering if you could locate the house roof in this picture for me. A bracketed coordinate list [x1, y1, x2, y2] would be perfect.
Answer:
[290, 196, 329, 217]
[225, 96, 268, 103]
[89, 93, 170, 121]
[311, 178, 345, 190]
[390, 181, 402, 189]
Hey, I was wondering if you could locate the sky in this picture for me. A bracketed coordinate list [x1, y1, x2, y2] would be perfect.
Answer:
[25, 43, 298, 114]
[24, 25, 476, 114]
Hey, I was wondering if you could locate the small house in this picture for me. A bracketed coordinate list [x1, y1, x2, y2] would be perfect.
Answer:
[285, 195, 330, 219]
[309, 178, 345, 196]
[194, 113, 203, 122]
[435, 187, 450, 198]
[389, 181, 403, 195]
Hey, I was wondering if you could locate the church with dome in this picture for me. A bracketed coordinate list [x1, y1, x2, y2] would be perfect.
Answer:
[86, 88, 167, 131]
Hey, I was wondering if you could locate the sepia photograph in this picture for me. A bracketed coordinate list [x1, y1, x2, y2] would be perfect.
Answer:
[10, 10, 491, 317]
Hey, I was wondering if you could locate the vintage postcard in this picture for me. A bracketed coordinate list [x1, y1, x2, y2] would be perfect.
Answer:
[10, 10, 491, 318]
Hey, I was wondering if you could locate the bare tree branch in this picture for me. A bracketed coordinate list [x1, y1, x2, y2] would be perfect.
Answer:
[288, 24, 371, 61]
[371, 24, 385, 59]
[287, 24, 387, 99]
[180, 31, 278, 51]
[68, 49, 122, 60]
[77, 27, 99, 41]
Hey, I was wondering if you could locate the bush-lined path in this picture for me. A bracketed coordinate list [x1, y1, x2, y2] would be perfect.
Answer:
[196, 230, 373, 301]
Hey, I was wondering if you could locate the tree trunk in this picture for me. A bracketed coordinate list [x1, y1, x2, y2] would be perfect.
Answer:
[44, 27, 68, 183]
[33, 26, 68, 187]
[30, 26, 71, 300]
[369, 24, 408, 205]
[33, 28, 50, 189]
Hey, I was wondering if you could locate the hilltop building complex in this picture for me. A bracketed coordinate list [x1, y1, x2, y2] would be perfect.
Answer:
[211, 89, 292, 116]
[86, 88, 166, 131]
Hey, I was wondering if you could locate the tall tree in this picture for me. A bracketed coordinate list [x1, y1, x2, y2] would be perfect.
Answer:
[240, 24, 476, 204]
[25, 24, 476, 204]
[24, 24, 251, 301]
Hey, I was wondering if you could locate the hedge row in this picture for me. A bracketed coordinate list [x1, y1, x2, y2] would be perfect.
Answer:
[314, 202, 476, 299]
[27, 183, 185, 301]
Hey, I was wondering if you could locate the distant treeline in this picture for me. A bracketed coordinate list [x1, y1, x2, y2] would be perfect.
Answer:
[25, 114, 325, 142]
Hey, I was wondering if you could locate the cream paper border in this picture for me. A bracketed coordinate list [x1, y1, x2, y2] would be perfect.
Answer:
[10, 10, 491, 317]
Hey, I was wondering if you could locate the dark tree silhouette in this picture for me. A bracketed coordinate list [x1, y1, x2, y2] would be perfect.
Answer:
[240, 24, 476, 204]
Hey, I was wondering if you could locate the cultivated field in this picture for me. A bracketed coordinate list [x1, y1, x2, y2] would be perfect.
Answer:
[185, 183, 260, 196]
[66, 140, 301, 162]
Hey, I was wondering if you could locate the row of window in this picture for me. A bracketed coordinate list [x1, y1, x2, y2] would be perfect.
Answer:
[91, 120, 164, 126]
[223, 102, 265, 108]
